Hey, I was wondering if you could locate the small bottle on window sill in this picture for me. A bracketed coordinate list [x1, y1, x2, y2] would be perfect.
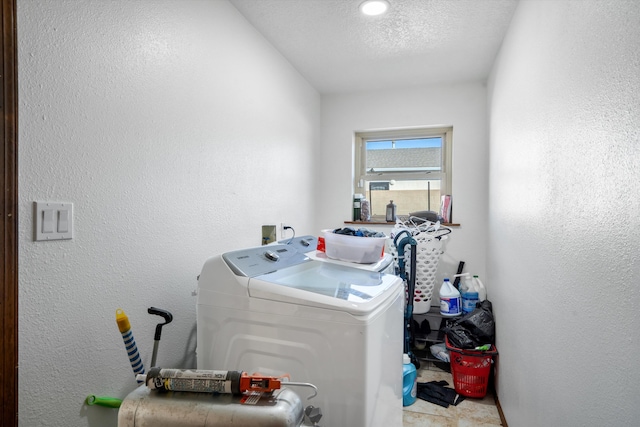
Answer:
[386, 200, 396, 222]
[353, 194, 363, 221]
[360, 198, 370, 221]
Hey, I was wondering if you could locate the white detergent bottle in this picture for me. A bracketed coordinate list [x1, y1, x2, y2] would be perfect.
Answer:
[473, 275, 487, 301]
[439, 278, 461, 317]
[459, 274, 479, 314]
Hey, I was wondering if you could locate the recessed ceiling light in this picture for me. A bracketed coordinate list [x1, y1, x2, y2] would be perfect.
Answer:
[359, 0, 390, 16]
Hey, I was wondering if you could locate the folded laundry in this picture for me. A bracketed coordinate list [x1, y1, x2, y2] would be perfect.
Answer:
[416, 380, 465, 408]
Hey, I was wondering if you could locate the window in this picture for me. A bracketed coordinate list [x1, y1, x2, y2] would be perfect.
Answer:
[354, 127, 452, 220]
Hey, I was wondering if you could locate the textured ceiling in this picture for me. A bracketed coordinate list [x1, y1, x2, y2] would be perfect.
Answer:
[229, 0, 518, 94]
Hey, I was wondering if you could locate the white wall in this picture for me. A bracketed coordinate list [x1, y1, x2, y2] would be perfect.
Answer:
[17, 1, 320, 426]
[318, 83, 489, 288]
[487, 1, 640, 425]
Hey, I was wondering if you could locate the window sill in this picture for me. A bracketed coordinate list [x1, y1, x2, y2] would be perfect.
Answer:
[344, 220, 460, 227]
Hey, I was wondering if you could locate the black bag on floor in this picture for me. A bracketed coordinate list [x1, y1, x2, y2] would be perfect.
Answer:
[417, 381, 465, 408]
[444, 300, 495, 349]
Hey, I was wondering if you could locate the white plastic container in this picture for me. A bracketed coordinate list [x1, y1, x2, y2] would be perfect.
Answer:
[439, 278, 461, 317]
[321, 229, 386, 264]
[473, 275, 487, 301]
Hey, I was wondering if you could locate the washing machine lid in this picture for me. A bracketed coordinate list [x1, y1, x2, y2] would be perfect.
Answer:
[306, 251, 394, 272]
[248, 261, 402, 316]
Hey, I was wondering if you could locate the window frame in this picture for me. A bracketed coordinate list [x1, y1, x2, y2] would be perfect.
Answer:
[353, 126, 453, 216]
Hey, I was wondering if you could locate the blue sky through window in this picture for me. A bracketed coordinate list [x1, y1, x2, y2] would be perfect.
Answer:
[366, 137, 442, 150]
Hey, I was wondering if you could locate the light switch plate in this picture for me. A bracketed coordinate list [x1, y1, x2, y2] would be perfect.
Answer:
[35, 201, 74, 241]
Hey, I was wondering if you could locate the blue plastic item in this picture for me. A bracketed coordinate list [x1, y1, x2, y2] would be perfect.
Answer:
[458, 273, 480, 314]
[403, 353, 417, 406]
[116, 308, 146, 383]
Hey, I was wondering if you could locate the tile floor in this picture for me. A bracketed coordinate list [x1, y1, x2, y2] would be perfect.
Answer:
[402, 362, 503, 427]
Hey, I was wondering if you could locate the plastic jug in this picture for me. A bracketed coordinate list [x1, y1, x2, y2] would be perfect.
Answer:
[459, 274, 479, 314]
[440, 278, 461, 317]
[474, 275, 487, 301]
[402, 353, 417, 406]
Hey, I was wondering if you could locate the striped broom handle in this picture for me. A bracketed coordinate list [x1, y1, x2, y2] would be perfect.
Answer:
[116, 308, 146, 383]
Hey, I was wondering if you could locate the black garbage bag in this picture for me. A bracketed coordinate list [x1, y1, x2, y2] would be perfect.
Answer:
[444, 300, 495, 349]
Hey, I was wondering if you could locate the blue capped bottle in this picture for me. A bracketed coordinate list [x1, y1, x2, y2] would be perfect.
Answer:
[402, 353, 417, 406]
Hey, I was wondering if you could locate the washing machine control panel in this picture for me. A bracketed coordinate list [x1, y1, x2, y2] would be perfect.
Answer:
[222, 244, 310, 277]
[276, 235, 318, 253]
[264, 250, 280, 262]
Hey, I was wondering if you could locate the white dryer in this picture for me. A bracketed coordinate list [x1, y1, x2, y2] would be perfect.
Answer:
[196, 244, 404, 427]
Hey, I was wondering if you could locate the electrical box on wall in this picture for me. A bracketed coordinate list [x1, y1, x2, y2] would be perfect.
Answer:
[261, 225, 276, 245]
[34, 201, 74, 241]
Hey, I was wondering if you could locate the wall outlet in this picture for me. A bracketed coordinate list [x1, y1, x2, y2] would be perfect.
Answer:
[262, 225, 277, 245]
[280, 222, 293, 240]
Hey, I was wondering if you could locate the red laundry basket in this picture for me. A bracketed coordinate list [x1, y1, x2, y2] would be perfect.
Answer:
[445, 336, 498, 398]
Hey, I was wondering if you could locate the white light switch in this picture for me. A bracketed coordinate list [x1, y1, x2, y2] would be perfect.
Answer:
[57, 209, 69, 233]
[42, 209, 54, 233]
[35, 202, 73, 241]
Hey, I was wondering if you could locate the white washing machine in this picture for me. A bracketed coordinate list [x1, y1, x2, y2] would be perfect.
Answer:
[278, 235, 396, 274]
[196, 244, 404, 427]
